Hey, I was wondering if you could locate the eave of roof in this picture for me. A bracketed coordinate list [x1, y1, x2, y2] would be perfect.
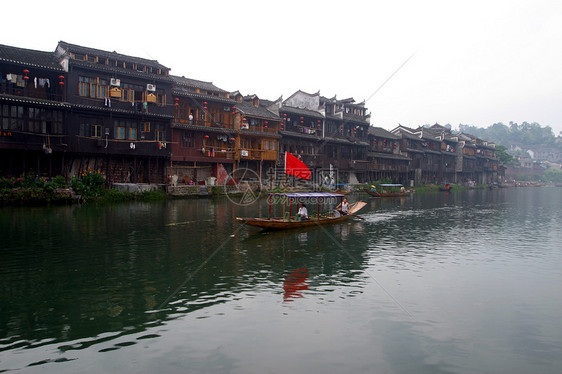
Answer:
[280, 106, 324, 119]
[71, 104, 174, 119]
[170, 75, 228, 93]
[69, 60, 172, 83]
[367, 152, 411, 161]
[0, 94, 71, 108]
[173, 90, 236, 104]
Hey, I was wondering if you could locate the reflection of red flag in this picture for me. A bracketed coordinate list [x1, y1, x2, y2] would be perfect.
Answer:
[285, 152, 311, 180]
[283, 267, 309, 302]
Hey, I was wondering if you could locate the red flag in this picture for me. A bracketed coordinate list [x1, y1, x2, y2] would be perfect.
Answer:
[285, 152, 311, 180]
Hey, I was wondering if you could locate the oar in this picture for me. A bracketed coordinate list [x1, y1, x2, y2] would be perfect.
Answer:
[348, 213, 365, 220]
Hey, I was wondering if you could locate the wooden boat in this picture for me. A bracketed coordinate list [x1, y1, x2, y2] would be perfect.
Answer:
[439, 183, 453, 191]
[366, 184, 410, 197]
[236, 192, 366, 230]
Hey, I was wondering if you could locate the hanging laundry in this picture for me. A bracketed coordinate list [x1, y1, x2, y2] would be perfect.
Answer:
[34, 77, 37, 89]
[16, 75, 25, 87]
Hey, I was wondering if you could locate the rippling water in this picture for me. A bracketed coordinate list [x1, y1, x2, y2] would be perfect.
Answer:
[1, 187, 561, 373]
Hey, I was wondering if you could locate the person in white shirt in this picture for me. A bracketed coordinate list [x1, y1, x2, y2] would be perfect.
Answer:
[297, 203, 308, 220]
[337, 198, 350, 215]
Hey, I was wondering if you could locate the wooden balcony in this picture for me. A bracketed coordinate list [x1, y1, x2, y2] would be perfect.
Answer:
[175, 118, 234, 130]
[239, 149, 278, 161]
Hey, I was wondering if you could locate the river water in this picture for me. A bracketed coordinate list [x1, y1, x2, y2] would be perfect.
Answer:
[1, 187, 561, 374]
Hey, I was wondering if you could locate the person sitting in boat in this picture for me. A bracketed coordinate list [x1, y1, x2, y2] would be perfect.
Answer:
[337, 198, 350, 215]
[371, 185, 377, 192]
[297, 203, 308, 220]
[400, 186, 405, 192]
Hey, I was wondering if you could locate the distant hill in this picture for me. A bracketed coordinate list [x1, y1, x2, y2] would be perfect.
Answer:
[455, 122, 560, 150]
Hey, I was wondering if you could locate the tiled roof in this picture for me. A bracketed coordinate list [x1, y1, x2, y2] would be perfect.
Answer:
[58, 41, 168, 70]
[367, 152, 411, 161]
[397, 131, 422, 140]
[279, 130, 322, 140]
[342, 112, 370, 123]
[0, 43, 63, 72]
[70, 59, 172, 83]
[368, 127, 400, 139]
[170, 75, 229, 93]
[173, 90, 236, 104]
[236, 101, 280, 120]
[323, 136, 354, 145]
[280, 106, 324, 119]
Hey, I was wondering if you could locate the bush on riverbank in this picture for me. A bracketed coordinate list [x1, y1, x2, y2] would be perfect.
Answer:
[1, 174, 168, 206]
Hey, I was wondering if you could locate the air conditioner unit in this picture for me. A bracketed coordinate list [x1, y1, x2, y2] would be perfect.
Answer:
[110, 78, 120, 86]
[241, 150, 249, 157]
[146, 84, 156, 92]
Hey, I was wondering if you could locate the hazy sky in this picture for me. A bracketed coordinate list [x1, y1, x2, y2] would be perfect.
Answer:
[3, 0, 561, 135]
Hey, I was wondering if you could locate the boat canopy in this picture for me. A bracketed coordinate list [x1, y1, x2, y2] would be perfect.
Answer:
[268, 192, 345, 198]
[377, 184, 403, 187]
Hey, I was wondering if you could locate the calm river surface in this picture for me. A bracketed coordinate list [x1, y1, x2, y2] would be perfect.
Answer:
[1, 187, 561, 374]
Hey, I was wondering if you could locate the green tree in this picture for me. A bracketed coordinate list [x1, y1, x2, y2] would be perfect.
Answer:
[495, 145, 513, 164]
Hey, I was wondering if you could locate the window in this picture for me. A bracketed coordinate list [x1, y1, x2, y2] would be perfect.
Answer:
[142, 122, 151, 133]
[128, 126, 137, 140]
[121, 84, 135, 102]
[115, 123, 126, 139]
[79, 118, 103, 137]
[155, 124, 165, 142]
[1, 104, 24, 131]
[182, 132, 193, 148]
[91, 124, 102, 138]
[79, 76, 108, 99]
[263, 140, 277, 151]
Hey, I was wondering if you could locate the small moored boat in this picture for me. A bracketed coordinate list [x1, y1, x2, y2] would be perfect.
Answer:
[236, 192, 366, 230]
[366, 184, 410, 197]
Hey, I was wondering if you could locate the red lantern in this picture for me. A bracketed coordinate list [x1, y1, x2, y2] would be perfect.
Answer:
[204, 135, 209, 139]
[23, 69, 30, 74]
[230, 137, 236, 141]
[23, 76, 29, 80]
[58, 75, 64, 85]
[174, 97, 179, 107]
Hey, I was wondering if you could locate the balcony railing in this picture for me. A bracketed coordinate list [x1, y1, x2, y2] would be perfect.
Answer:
[175, 118, 234, 130]
[0, 84, 63, 102]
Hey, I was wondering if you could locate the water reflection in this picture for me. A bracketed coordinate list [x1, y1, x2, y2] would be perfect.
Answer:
[283, 267, 309, 302]
[1, 188, 561, 373]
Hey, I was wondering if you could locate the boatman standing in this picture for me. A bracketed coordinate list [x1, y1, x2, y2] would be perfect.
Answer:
[337, 198, 350, 215]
